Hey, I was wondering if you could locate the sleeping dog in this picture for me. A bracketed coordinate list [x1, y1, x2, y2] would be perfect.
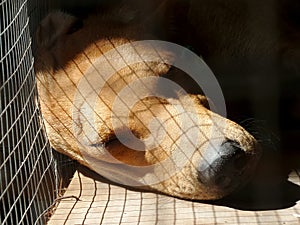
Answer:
[34, 1, 264, 200]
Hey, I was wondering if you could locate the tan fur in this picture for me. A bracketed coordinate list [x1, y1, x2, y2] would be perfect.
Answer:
[34, 8, 261, 200]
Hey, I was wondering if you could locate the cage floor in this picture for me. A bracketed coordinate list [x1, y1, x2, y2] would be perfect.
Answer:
[47, 167, 300, 225]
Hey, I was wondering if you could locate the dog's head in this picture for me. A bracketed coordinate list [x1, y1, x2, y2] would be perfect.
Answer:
[34, 10, 261, 200]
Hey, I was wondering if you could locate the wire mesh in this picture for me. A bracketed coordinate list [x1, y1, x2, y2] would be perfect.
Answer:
[0, 0, 59, 224]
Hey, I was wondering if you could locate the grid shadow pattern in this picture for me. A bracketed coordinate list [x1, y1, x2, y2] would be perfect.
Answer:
[48, 168, 300, 225]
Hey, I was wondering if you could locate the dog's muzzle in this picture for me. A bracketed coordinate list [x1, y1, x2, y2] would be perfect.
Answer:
[197, 140, 257, 192]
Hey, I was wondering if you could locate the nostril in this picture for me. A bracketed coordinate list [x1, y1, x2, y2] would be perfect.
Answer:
[197, 140, 252, 191]
[220, 140, 243, 158]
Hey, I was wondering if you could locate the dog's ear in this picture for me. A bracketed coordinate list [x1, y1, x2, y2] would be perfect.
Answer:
[36, 11, 82, 48]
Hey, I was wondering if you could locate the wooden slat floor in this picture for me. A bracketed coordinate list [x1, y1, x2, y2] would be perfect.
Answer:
[48, 167, 300, 225]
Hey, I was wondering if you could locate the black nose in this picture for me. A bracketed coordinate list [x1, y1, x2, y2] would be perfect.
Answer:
[198, 140, 252, 191]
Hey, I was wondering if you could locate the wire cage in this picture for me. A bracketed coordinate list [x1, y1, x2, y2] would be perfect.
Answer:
[0, 0, 66, 224]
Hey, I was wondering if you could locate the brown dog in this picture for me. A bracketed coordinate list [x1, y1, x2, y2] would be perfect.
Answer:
[34, 3, 261, 200]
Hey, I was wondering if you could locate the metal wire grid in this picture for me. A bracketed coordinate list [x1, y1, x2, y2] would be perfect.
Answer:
[0, 0, 57, 224]
[47, 169, 300, 225]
